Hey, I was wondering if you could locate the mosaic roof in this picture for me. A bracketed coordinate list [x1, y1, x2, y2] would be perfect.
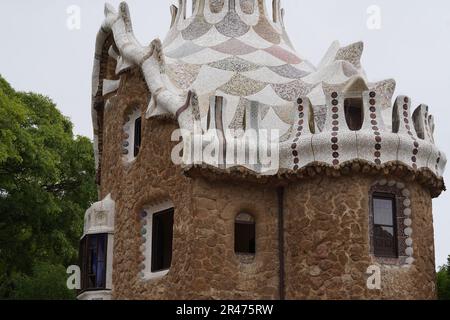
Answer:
[91, 1, 446, 185]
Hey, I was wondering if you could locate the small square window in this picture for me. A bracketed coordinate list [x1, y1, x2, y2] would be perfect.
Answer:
[235, 213, 256, 255]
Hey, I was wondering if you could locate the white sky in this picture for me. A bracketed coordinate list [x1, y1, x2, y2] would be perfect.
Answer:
[0, 0, 449, 268]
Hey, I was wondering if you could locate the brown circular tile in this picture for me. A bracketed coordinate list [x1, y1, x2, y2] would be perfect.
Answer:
[370, 99, 376, 105]
[331, 132, 338, 137]
[375, 136, 382, 143]
[293, 138, 299, 143]
[298, 105, 304, 112]
[299, 112, 304, 118]
[332, 152, 339, 158]
[332, 114, 339, 120]
[296, 132, 301, 137]
[370, 92, 376, 98]
[297, 126, 303, 132]
[414, 141, 419, 148]
[370, 107, 376, 113]
[294, 158, 299, 164]
[332, 99, 339, 106]
[404, 119, 409, 124]
[412, 156, 417, 162]
[331, 92, 338, 98]
[297, 98, 303, 105]
[332, 120, 339, 126]
[374, 151, 381, 158]
[333, 159, 339, 166]
[404, 97, 409, 103]
[292, 150, 298, 157]
[371, 120, 378, 126]
[437, 157, 441, 164]
[291, 143, 297, 149]
[332, 144, 339, 151]
[331, 137, 338, 143]
[293, 165, 299, 170]
[332, 127, 339, 132]
[403, 104, 408, 110]
[375, 159, 381, 165]
[374, 131, 381, 136]
[413, 149, 418, 155]
[372, 126, 379, 131]
[375, 144, 382, 150]
[298, 119, 304, 126]
[370, 114, 377, 119]
[332, 107, 339, 113]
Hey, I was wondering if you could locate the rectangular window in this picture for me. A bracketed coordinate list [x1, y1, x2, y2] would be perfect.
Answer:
[80, 234, 107, 292]
[151, 208, 174, 273]
[372, 194, 398, 258]
[134, 117, 142, 157]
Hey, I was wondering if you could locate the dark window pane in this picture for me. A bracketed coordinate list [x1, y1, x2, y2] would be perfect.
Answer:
[344, 98, 364, 131]
[79, 234, 107, 291]
[374, 226, 396, 257]
[134, 117, 142, 157]
[373, 194, 397, 258]
[235, 215, 256, 255]
[151, 209, 174, 272]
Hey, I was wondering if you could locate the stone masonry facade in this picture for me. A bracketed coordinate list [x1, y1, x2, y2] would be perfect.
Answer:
[97, 70, 438, 300]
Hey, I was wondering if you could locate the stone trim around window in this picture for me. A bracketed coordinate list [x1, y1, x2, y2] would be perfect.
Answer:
[122, 106, 142, 163]
[138, 200, 174, 281]
[369, 179, 414, 266]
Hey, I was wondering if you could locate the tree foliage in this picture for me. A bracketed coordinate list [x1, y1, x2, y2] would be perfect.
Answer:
[0, 75, 96, 299]
[437, 256, 450, 300]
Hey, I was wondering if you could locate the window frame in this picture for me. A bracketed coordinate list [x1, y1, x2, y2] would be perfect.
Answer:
[140, 200, 175, 281]
[79, 233, 108, 293]
[133, 116, 142, 157]
[371, 192, 398, 259]
[150, 208, 174, 273]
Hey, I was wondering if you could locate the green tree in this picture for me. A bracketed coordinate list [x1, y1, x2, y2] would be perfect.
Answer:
[437, 255, 450, 300]
[0, 75, 96, 299]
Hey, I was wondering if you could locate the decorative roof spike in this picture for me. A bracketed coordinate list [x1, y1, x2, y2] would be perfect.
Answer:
[170, 5, 178, 28]
[413, 104, 435, 143]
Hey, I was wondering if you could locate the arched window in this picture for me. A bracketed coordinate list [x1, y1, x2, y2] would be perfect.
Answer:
[122, 106, 142, 162]
[344, 97, 364, 131]
[235, 213, 255, 255]
[343, 77, 367, 131]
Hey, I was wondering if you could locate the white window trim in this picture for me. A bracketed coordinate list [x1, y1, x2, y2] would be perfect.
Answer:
[122, 106, 141, 163]
[140, 200, 174, 281]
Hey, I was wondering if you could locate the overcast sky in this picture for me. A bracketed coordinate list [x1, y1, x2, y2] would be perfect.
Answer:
[0, 0, 449, 268]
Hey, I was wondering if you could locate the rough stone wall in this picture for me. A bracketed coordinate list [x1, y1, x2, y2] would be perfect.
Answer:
[100, 70, 196, 299]
[190, 177, 280, 299]
[284, 174, 437, 300]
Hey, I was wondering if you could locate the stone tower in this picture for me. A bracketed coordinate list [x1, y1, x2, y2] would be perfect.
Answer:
[77, 0, 446, 300]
